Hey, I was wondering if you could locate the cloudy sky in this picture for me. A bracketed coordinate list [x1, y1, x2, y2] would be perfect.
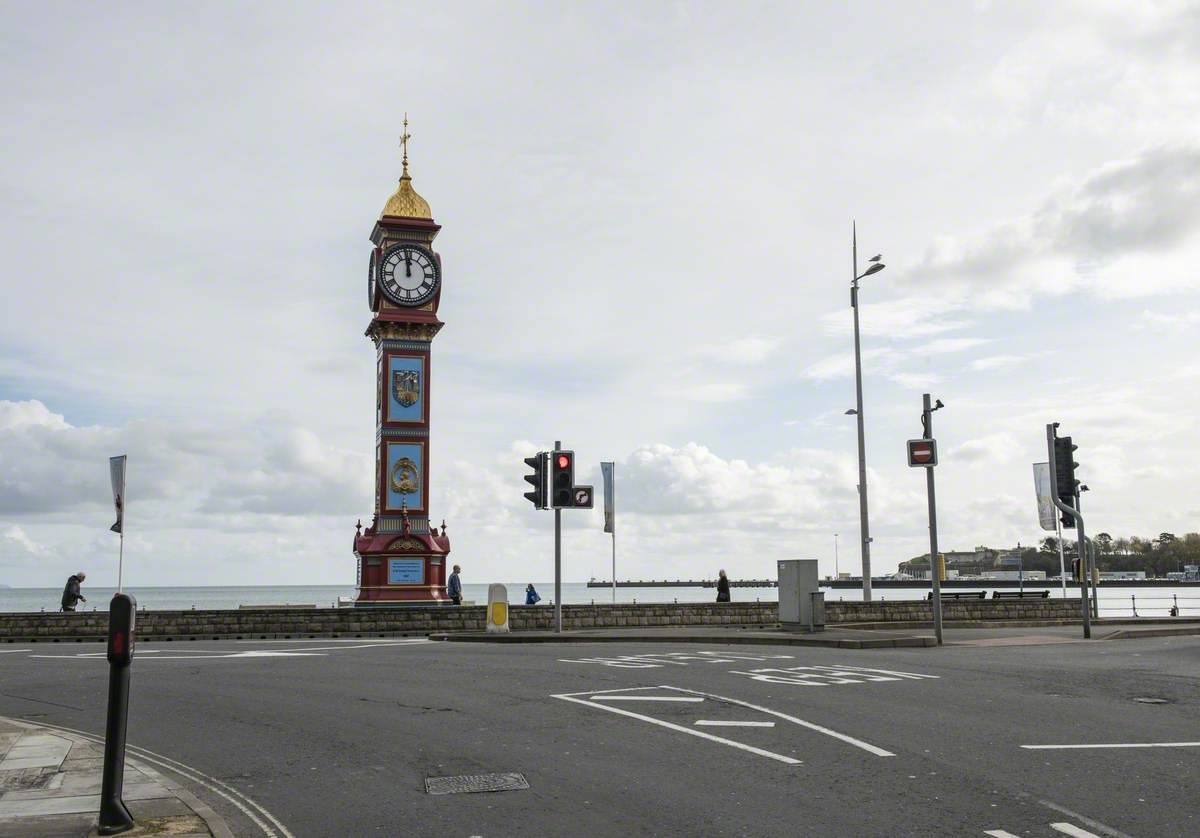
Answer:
[2, 1, 1199, 588]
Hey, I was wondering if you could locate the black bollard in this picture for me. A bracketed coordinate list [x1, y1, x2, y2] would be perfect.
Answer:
[98, 593, 137, 835]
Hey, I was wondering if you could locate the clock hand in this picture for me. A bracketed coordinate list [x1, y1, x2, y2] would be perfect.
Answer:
[404, 251, 412, 277]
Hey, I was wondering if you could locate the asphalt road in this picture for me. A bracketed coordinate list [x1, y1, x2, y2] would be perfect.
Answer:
[1, 634, 1197, 837]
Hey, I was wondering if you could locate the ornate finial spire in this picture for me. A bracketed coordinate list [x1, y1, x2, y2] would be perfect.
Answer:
[399, 113, 411, 175]
[381, 114, 432, 220]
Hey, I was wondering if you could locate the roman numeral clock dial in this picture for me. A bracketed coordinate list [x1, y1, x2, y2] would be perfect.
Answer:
[379, 244, 440, 306]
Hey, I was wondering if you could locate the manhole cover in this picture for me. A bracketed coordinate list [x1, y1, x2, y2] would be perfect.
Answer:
[1133, 697, 1169, 704]
[425, 772, 529, 795]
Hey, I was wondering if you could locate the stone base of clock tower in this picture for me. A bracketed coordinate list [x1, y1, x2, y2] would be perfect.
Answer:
[353, 522, 453, 606]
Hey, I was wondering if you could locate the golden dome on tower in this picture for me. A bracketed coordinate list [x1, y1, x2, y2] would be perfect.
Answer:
[381, 115, 433, 220]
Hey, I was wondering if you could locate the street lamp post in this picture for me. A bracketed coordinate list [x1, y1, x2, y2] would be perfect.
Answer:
[850, 222, 885, 601]
[834, 532, 839, 580]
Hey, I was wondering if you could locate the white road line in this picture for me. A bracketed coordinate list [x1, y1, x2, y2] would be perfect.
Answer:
[658, 686, 895, 757]
[552, 693, 801, 765]
[694, 720, 775, 728]
[590, 691, 700, 696]
[1052, 823, 1103, 838]
[1022, 742, 1200, 750]
[984, 830, 1021, 838]
[0, 649, 33, 654]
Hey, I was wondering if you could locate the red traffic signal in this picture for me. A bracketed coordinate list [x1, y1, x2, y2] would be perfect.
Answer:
[551, 450, 575, 508]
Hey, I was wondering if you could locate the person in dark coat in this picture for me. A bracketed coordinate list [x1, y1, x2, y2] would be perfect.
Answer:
[716, 569, 731, 603]
[447, 564, 462, 605]
[61, 572, 88, 612]
[525, 584, 541, 605]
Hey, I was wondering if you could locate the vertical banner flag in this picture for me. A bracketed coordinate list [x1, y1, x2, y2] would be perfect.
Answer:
[601, 461, 615, 534]
[1032, 462, 1056, 532]
[109, 455, 127, 534]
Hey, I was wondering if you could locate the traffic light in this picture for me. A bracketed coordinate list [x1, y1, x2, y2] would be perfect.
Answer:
[523, 452, 547, 509]
[1054, 434, 1079, 529]
[551, 450, 575, 509]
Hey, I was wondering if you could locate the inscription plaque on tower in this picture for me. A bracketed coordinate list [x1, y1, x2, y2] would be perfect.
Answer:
[351, 117, 453, 606]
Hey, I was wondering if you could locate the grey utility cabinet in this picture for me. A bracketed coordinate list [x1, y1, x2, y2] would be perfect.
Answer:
[778, 559, 825, 632]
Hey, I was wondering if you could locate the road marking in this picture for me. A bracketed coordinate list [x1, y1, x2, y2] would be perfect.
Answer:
[26, 641, 415, 660]
[694, 720, 775, 728]
[555, 685, 893, 758]
[984, 831, 1021, 837]
[1022, 742, 1200, 750]
[1024, 794, 1136, 838]
[552, 688, 801, 765]
[558, 651, 794, 669]
[591, 695, 704, 703]
[728, 664, 940, 687]
[659, 686, 894, 757]
[1052, 824, 1103, 837]
[0, 649, 33, 654]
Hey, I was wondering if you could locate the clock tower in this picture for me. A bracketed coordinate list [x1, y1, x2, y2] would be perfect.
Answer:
[352, 118, 452, 605]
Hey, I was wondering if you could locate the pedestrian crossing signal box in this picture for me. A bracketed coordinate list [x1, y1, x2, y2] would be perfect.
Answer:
[106, 593, 137, 667]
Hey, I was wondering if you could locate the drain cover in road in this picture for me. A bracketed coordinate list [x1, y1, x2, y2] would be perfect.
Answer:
[425, 772, 529, 795]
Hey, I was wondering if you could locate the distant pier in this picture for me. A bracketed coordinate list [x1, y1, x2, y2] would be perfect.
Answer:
[587, 579, 778, 589]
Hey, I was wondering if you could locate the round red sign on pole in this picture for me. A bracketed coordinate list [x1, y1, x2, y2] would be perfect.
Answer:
[908, 439, 937, 467]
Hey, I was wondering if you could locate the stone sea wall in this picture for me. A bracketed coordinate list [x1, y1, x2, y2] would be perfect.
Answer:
[0, 598, 1084, 641]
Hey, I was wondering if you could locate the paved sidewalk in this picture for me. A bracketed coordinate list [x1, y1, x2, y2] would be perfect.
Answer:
[0, 717, 233, 838]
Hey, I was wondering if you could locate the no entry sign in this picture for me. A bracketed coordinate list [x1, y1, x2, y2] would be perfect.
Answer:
[907, 439, 938, 468]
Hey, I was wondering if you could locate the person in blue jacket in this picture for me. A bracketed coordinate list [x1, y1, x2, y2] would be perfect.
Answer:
[525, 584, 541, 605]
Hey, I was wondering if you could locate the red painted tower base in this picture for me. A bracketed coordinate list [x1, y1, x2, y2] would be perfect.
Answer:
[353, 517, 452, 606]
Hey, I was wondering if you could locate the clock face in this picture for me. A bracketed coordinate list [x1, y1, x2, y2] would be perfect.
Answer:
[367, 250, 377, 307]
[379, 244, 440, 306]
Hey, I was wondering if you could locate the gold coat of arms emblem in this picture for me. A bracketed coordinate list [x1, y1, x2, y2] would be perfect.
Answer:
[393, 369, 420, 408]
[390, 457, 419, 495]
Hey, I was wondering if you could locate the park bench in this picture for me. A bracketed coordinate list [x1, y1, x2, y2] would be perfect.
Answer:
[926, 591, 986, 600]
[991, 590, 1049, 599]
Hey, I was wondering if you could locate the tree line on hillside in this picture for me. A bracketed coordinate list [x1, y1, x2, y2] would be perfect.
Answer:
[1028, 532, 1199, 578]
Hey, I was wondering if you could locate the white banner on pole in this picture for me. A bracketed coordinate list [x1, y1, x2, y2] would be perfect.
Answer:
[1032, 462, 1056, 532]
[109, 455, 127, 534]
[601, 462, 615, 534]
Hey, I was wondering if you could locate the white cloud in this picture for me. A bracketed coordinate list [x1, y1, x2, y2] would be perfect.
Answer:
[950, 433, 1022, 464]
[1137, 309, 1200, 331]
[696, 336, 779, 365]
[889, 372, 942, 389]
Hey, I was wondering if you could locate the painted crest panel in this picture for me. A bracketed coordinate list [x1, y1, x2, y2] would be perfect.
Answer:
[386, 355, 424, 422]
[385, 441, 424, 511]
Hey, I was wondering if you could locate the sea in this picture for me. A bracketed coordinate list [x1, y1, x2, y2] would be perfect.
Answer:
[2, 583, 1195, 618]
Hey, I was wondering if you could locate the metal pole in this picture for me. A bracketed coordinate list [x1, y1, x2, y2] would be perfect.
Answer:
[923, 394, 942, 645]
[554, 439, 562, 634]
[1075, 491, 1098, 618]
[834, 533, 839, 580]
[1018, 541, 1023, 595]
[1048, 424, 1090, 639]
[117, 532, 124, 594]
[612, 463, 617, 604]
[852, 222, 872, 601]
[1056, 518, 1066, 598]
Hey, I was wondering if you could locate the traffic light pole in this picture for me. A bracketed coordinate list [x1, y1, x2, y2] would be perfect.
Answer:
[1047, 424, 1090, 639]
[554, 439, 562, 634]
[922, 395, 943, 646]
[1076, 492, 1099, 620]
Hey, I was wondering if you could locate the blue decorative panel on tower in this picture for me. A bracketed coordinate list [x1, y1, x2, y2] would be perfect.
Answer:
[385, 441, 424, 511]
[386, 355, 424, 422]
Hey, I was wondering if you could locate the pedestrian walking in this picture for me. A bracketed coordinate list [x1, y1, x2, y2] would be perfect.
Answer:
[716, 569, 731, 603]
[447, 564, 462, 605]
[525, 584, 541, 605]
[61, 571, 88, 612]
